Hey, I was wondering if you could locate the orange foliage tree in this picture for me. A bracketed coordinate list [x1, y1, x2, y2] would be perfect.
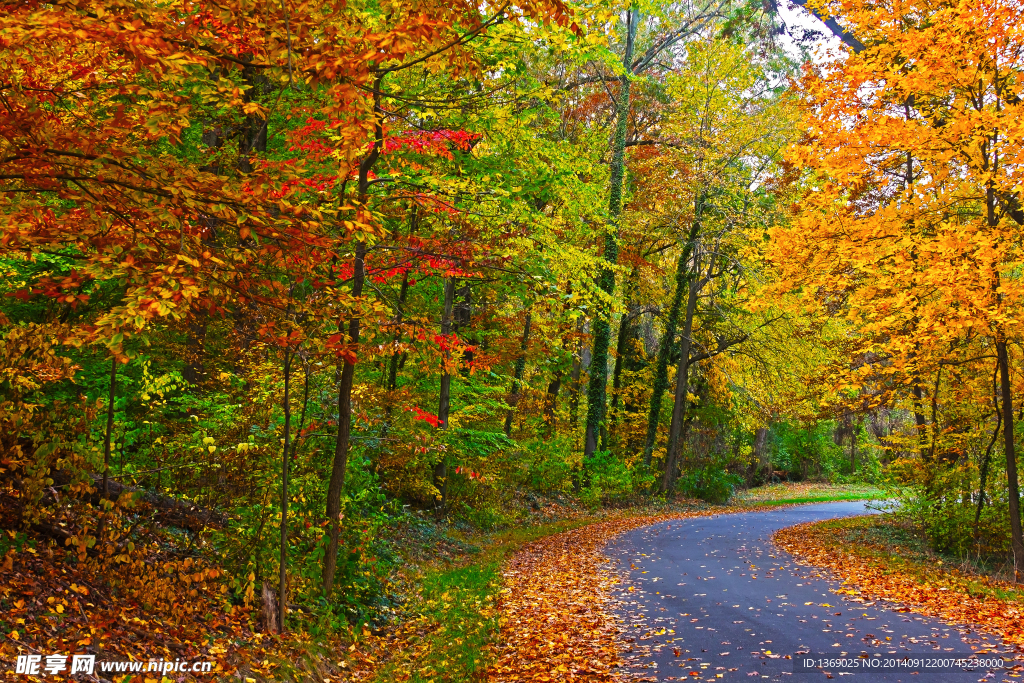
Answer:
[773, 0, 1024, 577]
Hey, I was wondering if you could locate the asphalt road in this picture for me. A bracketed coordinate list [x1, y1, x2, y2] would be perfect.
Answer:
[605, 501, 1014, 682]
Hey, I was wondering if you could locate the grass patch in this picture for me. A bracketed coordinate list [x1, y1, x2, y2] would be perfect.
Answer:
[742, 492, 886, 506]
[733, 482, 885, 505]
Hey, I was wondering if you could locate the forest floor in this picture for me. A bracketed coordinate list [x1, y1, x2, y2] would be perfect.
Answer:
[0, 491, 714, 683]
[356, 496, 719, 683]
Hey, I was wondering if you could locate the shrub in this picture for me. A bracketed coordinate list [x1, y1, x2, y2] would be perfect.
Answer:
[677, 464, 742, 504]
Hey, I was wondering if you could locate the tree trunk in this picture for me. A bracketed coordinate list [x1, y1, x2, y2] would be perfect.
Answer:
[261, 581, 278, 634]
[102, 356, 117, 498]
[434, 278, 457, 514]
[544, 372, 562, 438]
[183, 312, 208, 385]
[584, 9, 637, 460]
[608, 307, 631, 425]
[976, 363, 1002, 541]
[238, 56, 268, 173]
[569, 319, 584, 428]
[322, 242, 365, 594]
[504, 311, 532, 436]
[851, 423, 857, 473]
[322, 77, 383, 594]
[997, 339, 1024, 581]
[975, 407, 1000, 540]
[278, 348, 292, 633]
[382, 268, 411, 432]
[753, 427, 769, 481]
[382, 207, 418, 429]
[609, 270, 640, 438]
[912, 382, 929, 460]
[643, 204, 703, 467]
[661, 274, 700, 494]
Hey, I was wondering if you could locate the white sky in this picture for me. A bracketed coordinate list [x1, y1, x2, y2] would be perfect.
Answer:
[777, 0, 847, 63]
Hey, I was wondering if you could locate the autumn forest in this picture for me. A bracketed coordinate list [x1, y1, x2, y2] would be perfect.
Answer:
[3, 0, 1024, 679]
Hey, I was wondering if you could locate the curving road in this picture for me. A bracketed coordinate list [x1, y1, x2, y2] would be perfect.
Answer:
[605, 502, 1012, 682]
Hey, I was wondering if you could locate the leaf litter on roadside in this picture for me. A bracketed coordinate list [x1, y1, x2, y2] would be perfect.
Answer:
[773, 517, 1024, 665]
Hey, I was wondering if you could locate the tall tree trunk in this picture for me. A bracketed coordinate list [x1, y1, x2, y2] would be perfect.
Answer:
[239, 56, 268, 173]
[183, 312, 208, 385]
[504, 311, 532, 436]
[975, 408, 1000, 540]
[323, 242, 365, 594]
[187, 101, 227, 385]
[102, 356, 117, 498]
[584, 9, 637, 460]
[222, 56, 267, 381]
[997, 339, 1024, 581]
[976, 362, 1002, 540]
[569, 319, 584, 428]
[609, 269, 639, 437]
[322, 78, 383, 594]
[278, 348, 292, 633]
[660, 274, 700, 494]
[753, 427, 769, 481]
[850, 423, 857, 472]
[382, 268, 411, 431]
[912, 382, 929, 460]
[434, 278, 457, 513]
[608, 309, 630, 420]
[544, 372, 562, 438]
[382, 207, 418, 432]
[643, 205, 703, 467]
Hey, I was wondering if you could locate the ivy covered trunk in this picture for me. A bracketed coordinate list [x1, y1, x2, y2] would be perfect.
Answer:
[584, 8, 637, 460]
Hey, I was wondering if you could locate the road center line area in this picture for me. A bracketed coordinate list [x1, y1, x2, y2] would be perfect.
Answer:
[604, 502, 1013, 683]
